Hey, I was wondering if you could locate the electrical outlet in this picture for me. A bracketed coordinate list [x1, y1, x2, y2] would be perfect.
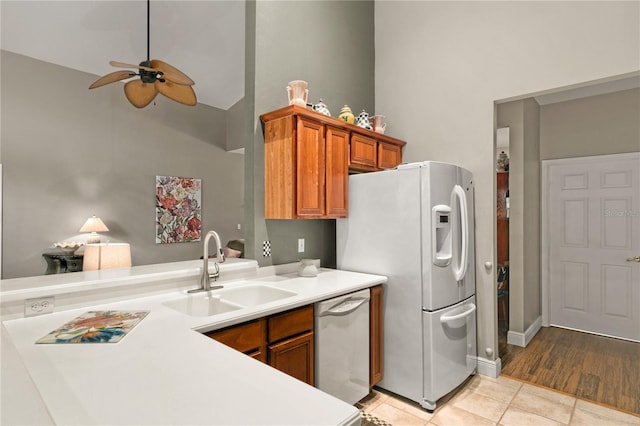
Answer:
[25, 296, 55, 317]
[298, 238, 305, 253]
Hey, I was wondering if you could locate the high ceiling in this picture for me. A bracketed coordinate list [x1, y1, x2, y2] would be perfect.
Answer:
[1, 0, 245, 110]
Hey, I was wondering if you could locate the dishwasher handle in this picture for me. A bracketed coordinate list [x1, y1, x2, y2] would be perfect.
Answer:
[320, 297, 368, 316]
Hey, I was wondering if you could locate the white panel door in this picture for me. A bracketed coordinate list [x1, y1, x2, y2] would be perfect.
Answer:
[545, 153, 639, 342]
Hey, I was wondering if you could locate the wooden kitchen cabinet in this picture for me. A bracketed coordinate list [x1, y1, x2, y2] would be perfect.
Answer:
[349, 132, 405, 173]
[268, 331, 314, 385]
[295, 117, 326, 217]
[261, 105, 405, 218]
[378, 142, 402, 170]
[205, 318, 268, 363]
[369, 284, 384, 388]
[325, 126, 349, 217]
[350, 134, 377, 170]
[267, 305, 314, 386]
[262, 108, 348, 219]
[350, 136, 405, 172]
[268, 304, 314, 342]
[205, 305, 314, 385]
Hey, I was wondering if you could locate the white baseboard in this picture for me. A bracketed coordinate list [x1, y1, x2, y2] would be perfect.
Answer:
[507, 316, 542, 347]
[476, 356, 501, 378]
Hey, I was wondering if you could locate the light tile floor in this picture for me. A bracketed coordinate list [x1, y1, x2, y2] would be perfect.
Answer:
[357, 375, 640, 425]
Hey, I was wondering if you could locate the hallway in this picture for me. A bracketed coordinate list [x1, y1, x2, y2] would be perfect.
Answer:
[499, 326, 640, 414]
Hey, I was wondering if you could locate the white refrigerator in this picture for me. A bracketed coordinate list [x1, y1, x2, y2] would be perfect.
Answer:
[336, 161, 477, 411]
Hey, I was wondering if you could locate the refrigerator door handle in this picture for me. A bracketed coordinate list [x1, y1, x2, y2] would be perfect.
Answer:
[451, 185, 469, 281]
[439, 303, 476, 324]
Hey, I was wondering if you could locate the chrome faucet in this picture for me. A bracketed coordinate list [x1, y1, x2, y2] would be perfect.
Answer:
[188, 230, 226, 293]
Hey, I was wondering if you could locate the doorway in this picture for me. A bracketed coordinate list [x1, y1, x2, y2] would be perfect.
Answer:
[495, 77, 639, 355]
[496, 128, 510, 340]
[542, 152, 640, 342]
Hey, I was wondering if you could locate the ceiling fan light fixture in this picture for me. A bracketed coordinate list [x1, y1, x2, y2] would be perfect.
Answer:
[124, 80, 158, 108]
[88, 0, 196, 108]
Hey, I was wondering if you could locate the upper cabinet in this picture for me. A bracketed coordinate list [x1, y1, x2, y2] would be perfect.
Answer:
[261, 105, 406, 219]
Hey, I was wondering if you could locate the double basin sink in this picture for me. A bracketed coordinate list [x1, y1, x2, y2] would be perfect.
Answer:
[163, 284, 298, 317]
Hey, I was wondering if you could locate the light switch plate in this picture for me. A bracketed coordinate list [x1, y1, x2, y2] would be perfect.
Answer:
[298, 238, 305, 253]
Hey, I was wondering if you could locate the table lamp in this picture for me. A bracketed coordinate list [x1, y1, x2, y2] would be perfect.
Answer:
[83, 243, 132, 271]
[79, 215, 109, 243]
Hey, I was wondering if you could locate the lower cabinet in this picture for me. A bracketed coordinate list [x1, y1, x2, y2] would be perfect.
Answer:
[206, 318, 267, 363]
[205, 288, 384, 390]
[205, 305, 314, 386]
[268, 331, 314, 385]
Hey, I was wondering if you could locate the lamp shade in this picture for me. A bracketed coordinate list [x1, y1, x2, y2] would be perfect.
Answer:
[79, 216, 109, 233]
[83, 243, 132, 271]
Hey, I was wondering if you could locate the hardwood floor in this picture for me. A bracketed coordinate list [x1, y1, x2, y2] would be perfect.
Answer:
[499, 326, 640, 415]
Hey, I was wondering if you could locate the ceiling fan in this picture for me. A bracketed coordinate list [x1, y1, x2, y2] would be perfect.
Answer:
[89, 0, 196, 108]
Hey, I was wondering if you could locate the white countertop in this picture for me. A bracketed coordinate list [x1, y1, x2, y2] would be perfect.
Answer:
[1, 263, 386, 425]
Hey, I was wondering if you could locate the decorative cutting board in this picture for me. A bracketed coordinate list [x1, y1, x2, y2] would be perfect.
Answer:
[36, 310, 149, 344]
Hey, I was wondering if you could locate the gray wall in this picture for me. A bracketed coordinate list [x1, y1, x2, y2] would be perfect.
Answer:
[245, 0, 375, 267]
[226, 97, 246, 152]
[374, 1, 639, 363]
[540, 88, 640, 159]
[497, 99, 541, 336]
[1, 51, 244, 278]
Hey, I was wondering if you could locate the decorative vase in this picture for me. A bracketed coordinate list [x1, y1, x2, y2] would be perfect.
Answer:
[355, 110, 373, 130]
[312, 99, 331, 116]
[297, 259, 319, 277]
[497, 151, 509, 171]
[371, 115, 387, 133]
[338, 105, 355, 124]
[286, 80, 309, 107]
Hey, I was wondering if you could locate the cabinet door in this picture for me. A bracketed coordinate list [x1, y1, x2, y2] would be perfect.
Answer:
[264, 115, 296, 219]
[350, 134, 377, 170]
[268, 331, 314, 386]
[325, 126, 349, 218]
[296, 117, 325, 217]
[378, 142, 402, 170]
[370, 285, 384, 387]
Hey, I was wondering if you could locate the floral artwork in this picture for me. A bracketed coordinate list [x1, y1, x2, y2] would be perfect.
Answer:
[156, 176, 202, 243]
[36, 311, 149, 344]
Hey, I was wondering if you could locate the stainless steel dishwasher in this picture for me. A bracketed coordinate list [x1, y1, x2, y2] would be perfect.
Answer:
[315, 288, 370, 404]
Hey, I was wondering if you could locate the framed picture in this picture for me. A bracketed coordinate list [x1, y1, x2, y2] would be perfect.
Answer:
[155, 176, 202, 243]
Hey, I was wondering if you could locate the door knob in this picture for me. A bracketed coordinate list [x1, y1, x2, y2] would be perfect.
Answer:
[626, 256, 640, 262]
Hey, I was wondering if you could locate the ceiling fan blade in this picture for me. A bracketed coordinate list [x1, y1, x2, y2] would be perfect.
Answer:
[150, 59, 195, 86]
[89, 71, 136, 89]
[124, 80, 158, 108]
[110, 60, 157, 73]
[155, 80, 197, 106]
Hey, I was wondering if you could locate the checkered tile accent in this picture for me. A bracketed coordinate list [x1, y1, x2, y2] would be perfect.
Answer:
[360, 410, 391, 426]
[262, 240, 271, 257]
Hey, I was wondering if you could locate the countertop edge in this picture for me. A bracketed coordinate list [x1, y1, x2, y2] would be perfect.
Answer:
[2, 265, 386, 426]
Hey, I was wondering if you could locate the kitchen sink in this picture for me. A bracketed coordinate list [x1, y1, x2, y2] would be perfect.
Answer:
[163, 294, 243, 317]
[163, 284, 298, 317]
[217, 284, 297, 307]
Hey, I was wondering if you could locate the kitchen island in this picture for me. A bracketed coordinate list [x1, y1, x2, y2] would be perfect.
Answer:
[1, 259, 386, 425]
